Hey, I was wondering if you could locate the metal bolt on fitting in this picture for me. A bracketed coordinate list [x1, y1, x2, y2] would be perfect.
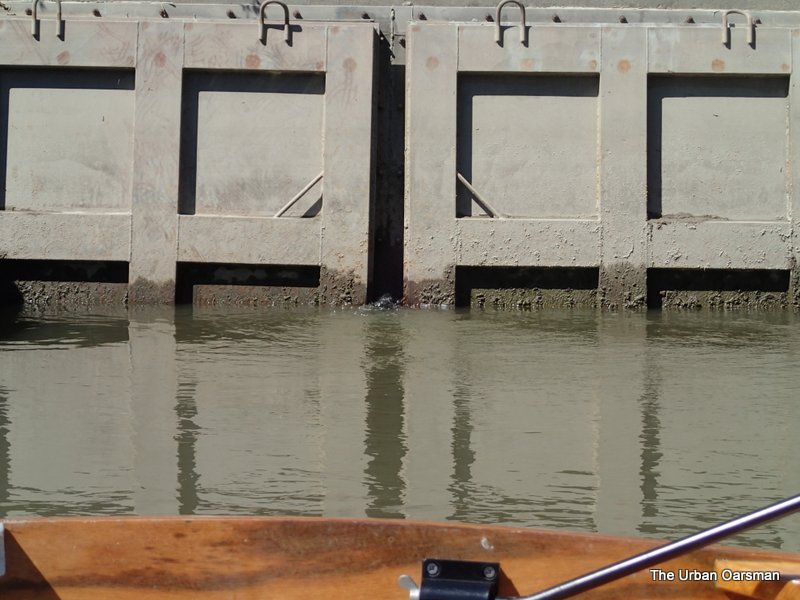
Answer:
[426, 562, 441, 577]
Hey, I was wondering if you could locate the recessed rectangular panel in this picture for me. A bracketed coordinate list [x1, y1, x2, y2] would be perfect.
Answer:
[457, 74, 598, 218]
[180, 71, 324, 217]
[648, 76, 789, 220]
[1, 69, 135, 212]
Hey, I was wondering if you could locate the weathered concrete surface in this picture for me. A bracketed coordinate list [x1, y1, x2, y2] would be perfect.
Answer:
[403, 267, 456, 307]
[0, 16, 375, 306]
[190, 267, 365, 305]
[471, 288, 598, 309]
[597, 26, 648, 310]
[1, 6, 799, 309]
[129, 21, 183, 304]
[600, 265, 647, 310]
[405, 17, 796, 310]
[659, 290, 790, 310]
[129, 278, 176, 304]
[6, 282, 129, 308]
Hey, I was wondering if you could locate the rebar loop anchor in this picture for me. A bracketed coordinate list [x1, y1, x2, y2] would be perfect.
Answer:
[259, 0, 291, 44]
[721, 9, 754, 47]
[31, 0, 63, 38]
[495, 0, 527, 46]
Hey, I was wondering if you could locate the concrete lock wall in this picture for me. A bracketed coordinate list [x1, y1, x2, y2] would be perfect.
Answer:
[0, 2, 798, 309]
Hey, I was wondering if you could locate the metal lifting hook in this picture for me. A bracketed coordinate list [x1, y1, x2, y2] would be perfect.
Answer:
[495, 0, 527, 46]
[721, 9, 754, 47]
[31, 0, 63, 38]
[259, 0, 291, 44]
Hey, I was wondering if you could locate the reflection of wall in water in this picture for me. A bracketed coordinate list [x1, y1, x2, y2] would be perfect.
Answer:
[1, 334, 135, 514]
[637, 315, 800, 548]
[175, 310, 370, 516]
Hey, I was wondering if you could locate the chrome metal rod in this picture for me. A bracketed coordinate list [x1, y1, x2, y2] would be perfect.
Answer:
[274, 171, 323, 218]
[504, 493, 800, 600]
[456, 172, 504, 218]
[0, 522, 5, 577]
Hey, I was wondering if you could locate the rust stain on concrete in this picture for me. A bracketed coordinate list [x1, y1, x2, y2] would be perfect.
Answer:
[712, 58, 725, 72]
[617, 59, 631, 73]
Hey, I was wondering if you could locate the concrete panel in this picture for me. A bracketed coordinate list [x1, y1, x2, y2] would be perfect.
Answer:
[183, 72, 324, 217]
[649, 76, 789, 221]
[404, 23, 459, 304]
[2, 71, 134, 212]
[177, 215, 321, 265]
[457, 219, 600, 266]
[598, 26, 648, 308]
[129, 21, 183, 302]
[793, 32, 800, 302]
[0, 212, 131, 261]
[320, 24, 376, 298]
[0, 20, 137, 68]
[457, 75, 599, 219]
[458, 25, 600, 73]
[648, 221, 792, 269]
[184, 22, 327, 72]
[649, 27, 792, 74]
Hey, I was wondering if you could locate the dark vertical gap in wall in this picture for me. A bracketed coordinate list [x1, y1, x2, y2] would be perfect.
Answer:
[178, 73, 200, 215]
[455, 74, 473, 218]
[646, 76, 662, 219]
[370, 36, 405, 301]
[363, 316, 407, 518]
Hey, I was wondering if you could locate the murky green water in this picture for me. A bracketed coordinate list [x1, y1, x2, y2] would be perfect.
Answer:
[0, 305, 798, 551]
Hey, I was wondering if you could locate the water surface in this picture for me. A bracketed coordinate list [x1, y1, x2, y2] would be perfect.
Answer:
[0, 305, 798, 551]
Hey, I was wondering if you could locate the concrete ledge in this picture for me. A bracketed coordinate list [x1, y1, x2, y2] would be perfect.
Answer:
[649, 27, 792, 74]
[177, 215, 321, 265]
[0, 212, 131, 261]
[648, 220, 792, 269]
[0, 19, 137, 68]
[457, 218, 601, 267]
[184, 22, 328, 71]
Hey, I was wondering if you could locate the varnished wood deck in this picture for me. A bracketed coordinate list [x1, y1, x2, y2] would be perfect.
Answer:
[1, 517, 798, 599]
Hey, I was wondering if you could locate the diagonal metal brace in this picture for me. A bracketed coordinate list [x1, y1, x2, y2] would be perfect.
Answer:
[457, 172, 504, 219]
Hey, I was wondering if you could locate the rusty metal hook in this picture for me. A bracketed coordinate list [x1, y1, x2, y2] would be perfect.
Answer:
[31, 0, 63, 38]
[259, 0, 290, 44]
[495, 0, 526, 45]
[721, 9, 754, 46]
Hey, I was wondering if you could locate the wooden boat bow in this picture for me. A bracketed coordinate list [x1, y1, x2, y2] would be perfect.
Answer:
[0, 516, 799, 600]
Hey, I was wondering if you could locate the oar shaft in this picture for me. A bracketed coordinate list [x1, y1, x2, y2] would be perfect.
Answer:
[507, 494, 800, 600]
